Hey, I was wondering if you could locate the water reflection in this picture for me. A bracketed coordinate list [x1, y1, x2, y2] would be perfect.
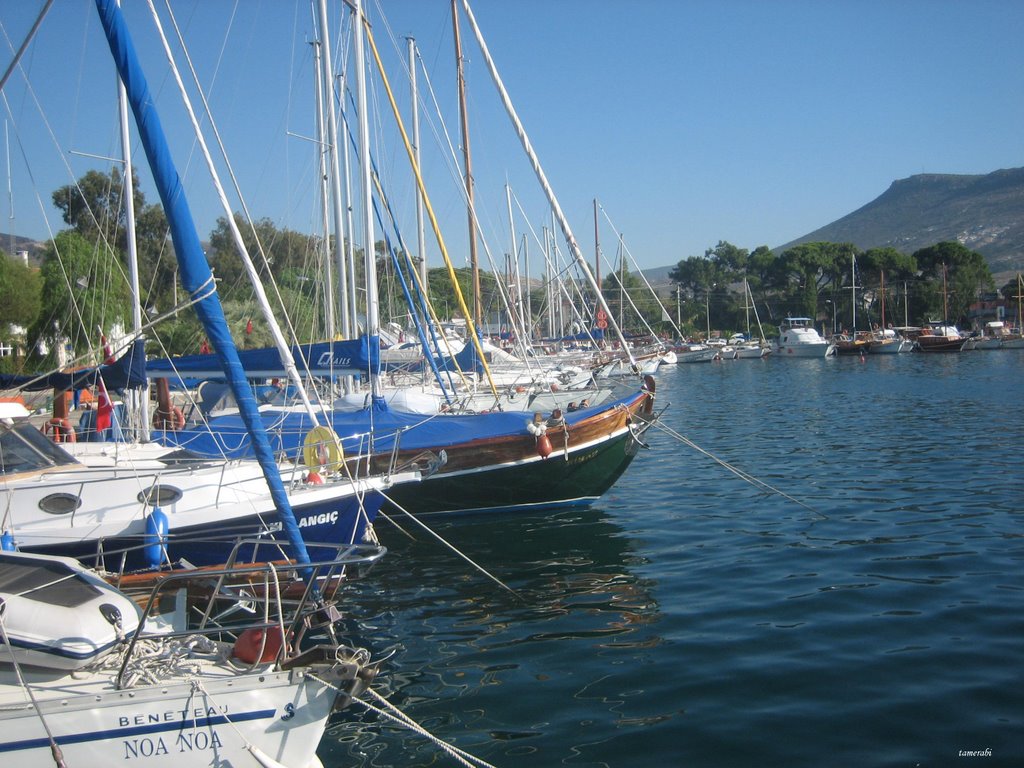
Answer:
[322, 506, 661, 767]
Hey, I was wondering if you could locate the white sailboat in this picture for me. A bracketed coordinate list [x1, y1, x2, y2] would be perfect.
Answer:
[0, 544, 380, 767]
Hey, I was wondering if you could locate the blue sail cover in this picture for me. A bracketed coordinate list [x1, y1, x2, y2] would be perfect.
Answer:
[94, 0, 311, 568]
[0, 339, 147, 392]
[146, 337, 379, 383]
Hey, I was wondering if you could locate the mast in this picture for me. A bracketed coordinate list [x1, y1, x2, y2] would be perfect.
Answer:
[851, 253, 857, 333]
[506, 184, 527, 343]
[523, 236, 532, 341]
[942, 263, 949, 323]
[452, 0, 481, 328]
[311, 34, 334, 340]
[458, 0, 636, 367]
[95, 0, 311, 567]
[593, 198, 601, 306]
[880, 269, 886, 329]
[408, 37, 428, 291]
[145, 0, 321, 424]
[352, 0, 382, 399]
[115, 4, 149, 440]
[316, 0, 351, 342]
[5, 122, 12, 258]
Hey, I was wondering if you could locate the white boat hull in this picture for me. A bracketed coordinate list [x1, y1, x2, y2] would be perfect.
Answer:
[773, 342, 834, 357]
[0, 660, 351, 767]
[733, 345, 770, 359]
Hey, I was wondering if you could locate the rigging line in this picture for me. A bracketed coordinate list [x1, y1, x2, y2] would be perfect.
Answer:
[0, 0, 54, 93]
[157, 0, 331, 420]
[0, 606, 66, 767]
[508, 189, 605, 346]
[599, 205, 684, 341]
[372, 9, 526, 362]
[646, 418, 826, 519]
[604, 254, 662, 341]
[379, 16, 533, 366]
[378, 490, 521, 599]
[361, 17, 499, 400]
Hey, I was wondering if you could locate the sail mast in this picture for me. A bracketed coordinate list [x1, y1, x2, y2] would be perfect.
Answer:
[144, 1, 322, 425]
[352, 0, 382, 400]
[115, 7, 149, 441]
[458, 0, 636, 367]
[310, 32, 335, 341]
[94, 0, 312, 566]
[316, 0, 353, 344]
[408, 38, 428, 290]
[451, 1, 482, 328]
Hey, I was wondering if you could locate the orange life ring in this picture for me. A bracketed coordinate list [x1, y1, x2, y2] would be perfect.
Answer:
[153, 406, 185, 431]
[42, 418, 76, 444]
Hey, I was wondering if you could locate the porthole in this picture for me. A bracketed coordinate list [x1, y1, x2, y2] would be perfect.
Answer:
[137, 485, 183, 507]
[38, 493, 82, 515]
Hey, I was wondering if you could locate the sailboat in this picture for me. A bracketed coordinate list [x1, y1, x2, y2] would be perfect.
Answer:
[915, 264, 965, 352]
[732, 279, 772, 359]
[0, 3, 383, 763]
[832, 254, 871, 356]
[993, 273, 1024, 349]
[145, 0, 659, 516]
[866, 269, 910, 354]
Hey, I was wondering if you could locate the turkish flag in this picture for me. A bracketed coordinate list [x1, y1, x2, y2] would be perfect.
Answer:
[96, 376, 113, 433]
[101, 333, 115, 365]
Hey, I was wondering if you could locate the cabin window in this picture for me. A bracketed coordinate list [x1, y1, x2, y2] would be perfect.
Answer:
[38, 493, 82, 515]
[137, 484, 183, 507]
[0, 423, 76, 475]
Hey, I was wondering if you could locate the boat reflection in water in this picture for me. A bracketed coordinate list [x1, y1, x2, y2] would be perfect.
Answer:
[321, 506, 665, 764]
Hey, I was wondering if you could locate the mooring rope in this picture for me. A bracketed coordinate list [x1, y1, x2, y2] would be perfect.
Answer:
[378, 491, 522, 598]
[307, 671, 499, 768]
[645, 418, 827, 519]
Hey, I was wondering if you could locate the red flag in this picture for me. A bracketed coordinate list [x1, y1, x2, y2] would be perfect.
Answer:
[245, 319, 253, 335]
[96, 376, 113, 433]
[100, 333, 115, 365]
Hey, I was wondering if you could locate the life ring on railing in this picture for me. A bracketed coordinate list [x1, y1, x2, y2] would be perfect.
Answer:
[302, 425, 344, 474]
[152, 406, 185, 431]
[41, 418, 76, 443]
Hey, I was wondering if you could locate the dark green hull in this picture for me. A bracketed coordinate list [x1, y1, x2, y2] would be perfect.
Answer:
[383, 425, 644, 515]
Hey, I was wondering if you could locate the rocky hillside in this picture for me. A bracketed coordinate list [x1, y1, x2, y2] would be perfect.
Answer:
[780, 167, 1024, 279]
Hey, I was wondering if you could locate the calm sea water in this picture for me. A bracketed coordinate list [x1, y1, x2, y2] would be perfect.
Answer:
[323, 351, 1024, 768]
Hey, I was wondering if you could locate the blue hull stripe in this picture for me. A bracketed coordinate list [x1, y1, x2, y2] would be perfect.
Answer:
[0, 709, 276, 753]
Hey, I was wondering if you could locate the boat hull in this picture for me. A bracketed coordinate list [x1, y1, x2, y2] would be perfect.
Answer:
[0, 659, 355, 768]
[383, 416, 645, 514]
[915, 337, 965, 353]
[156, 387, 656, 517]
[773, 342, 834, 357]
[16, 487, 386, 570]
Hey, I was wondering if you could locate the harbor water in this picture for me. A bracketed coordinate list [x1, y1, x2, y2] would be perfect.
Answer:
[323, 351, 1023, 767]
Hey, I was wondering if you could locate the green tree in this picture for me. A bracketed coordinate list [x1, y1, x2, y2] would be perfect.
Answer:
[29, 231, 132, 360]
[0, 253, 41, 336]
[771, 242, 840, 318]
[911, 241, 992, 325]
[52, 168, 140, 246]
[669, 255, 718, 296]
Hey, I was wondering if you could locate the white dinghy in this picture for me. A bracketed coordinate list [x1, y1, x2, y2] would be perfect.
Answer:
[0, 551, 140, 671]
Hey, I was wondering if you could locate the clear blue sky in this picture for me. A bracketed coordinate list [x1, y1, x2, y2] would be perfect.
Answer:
[1, 0, 1022, 274]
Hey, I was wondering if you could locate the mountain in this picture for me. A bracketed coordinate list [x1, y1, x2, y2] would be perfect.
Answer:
[779, 167, 1024, 279]
[0, 233, 46, 266]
